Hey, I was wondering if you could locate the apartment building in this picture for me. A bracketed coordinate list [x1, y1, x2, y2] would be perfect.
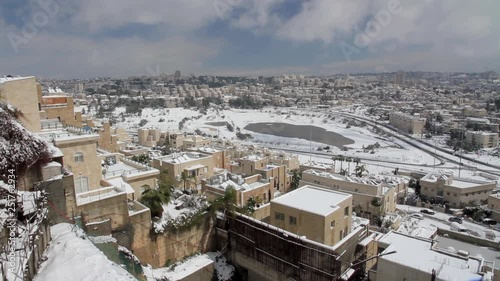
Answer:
[270, 185, 353, 246]
[194, 147, 232, 170]
[99, 150, 159, 201]
[138, 128, 163, 147]
[389, 112, 426, 135]
[167, 131, 188, 148]
[301, 169, 403, 220]
[465, 131, 499, 149]
[202, 173, 273, 207]
[0, 76, 42, 132]
[266, 151, 300, 172]
[231, 154, 291, 193]
[487, 193, 500, 222]
[419, 171, 495, 207]
[182, 135, 211, 150]
[152, 152, 215, 190]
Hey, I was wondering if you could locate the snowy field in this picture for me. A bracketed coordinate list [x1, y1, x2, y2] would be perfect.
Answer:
[34, 223, 136, 281]
[116, 107, 435, 166]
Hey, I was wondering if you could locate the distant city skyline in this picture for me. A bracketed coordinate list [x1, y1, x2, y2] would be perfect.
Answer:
[1, 0, 499, 79]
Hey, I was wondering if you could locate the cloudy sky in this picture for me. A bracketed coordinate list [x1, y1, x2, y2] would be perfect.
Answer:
[1, 0, 499, 78]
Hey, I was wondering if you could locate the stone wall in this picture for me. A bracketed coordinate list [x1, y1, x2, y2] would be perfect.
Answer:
[131, 214, 216, 268]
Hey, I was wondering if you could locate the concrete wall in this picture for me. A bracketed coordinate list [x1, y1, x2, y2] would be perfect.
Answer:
[0, 77, 41, 132]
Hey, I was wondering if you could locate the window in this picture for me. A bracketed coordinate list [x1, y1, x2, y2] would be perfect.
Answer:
[204, 167, 208, 173]
[447, 192, 450, 196]
[330, 220, 335, 228]
[289, 216, 297, 225]
[275, 212, 284, 221]
[344, 206, 349, 216]
[75, 176, 89, 194]
[74, 152, 84, 162]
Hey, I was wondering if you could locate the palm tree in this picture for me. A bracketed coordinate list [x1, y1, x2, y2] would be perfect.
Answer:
[291, 169, 302, 190]
[345, 157, 352, 174]
[181, 170, 196, 192]
[355, 164, 368, 178]
[209, 186, 237, 219]
[140, 186, 168, 218]
[354, 158, 361, 169]
[337, 155, 345, 171]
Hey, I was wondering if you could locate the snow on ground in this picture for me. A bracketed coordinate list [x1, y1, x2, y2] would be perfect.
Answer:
[88, 235, 118, 244]
[153, 194, 209, 233]
[116, 107, 434, 165]
[143, 252, 234, 281]
[34, 223, 137, 281]
[396, 205, 500, 242]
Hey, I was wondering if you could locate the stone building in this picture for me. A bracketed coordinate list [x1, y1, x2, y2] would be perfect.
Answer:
[270, 185, 353, 246]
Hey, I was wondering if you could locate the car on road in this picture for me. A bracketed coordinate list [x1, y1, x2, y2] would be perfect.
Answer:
[410, 213, 424, 220]
[420, 209, 435, 215]
[482, 218, 497, 226]
[448, 216, 463, 224]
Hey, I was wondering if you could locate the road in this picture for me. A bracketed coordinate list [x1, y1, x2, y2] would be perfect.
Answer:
[341, 112, 500, 176]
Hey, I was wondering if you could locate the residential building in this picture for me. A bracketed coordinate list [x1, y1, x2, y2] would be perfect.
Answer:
[0, 76, 42, 132]
[389, 112, 426, 135]
[39, 129, 102, 193]
[394, 70, 405, 85]
[487, 193, 500, 222]
[465, 131, 499, 149]
[152, 152, 215, 190]
[270, 185, 353, 246]
[231, 154, 291, 193]
[374, 231, 494, 281]
[194, 147, 232, 170]
[138, 128, 163, 147]
[301, 169, 403, 220]
[182, 135, 211, 150]
[419, 171, 495, 207]
[166, 131, 188, 148]
[99, 149, 160, 201]
[202, 173, 273, 207]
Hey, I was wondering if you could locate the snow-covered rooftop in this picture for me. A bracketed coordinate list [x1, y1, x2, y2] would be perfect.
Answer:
[157, 152, 211, 164]
[378, 232, 487, 281]
[271, 185, 351, 216]
[0, 75, 33, 83]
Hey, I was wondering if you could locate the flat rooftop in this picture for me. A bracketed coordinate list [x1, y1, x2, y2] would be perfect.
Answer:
[271, 185, 351, 216]
[378, 232, 485, 280]
[158, 152, 211, 164]
[0, 76, 34, 83]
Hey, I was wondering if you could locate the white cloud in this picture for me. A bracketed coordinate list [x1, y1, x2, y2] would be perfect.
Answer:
[73, 0, 221, 32]
[276, 0, 372, 44]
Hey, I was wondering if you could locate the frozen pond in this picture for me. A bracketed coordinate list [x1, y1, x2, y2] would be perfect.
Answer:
[244, 122, 354, 149]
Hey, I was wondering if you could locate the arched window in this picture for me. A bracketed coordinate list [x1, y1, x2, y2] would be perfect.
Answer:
[75, 176, 89, 194]
[74, 152, 84, 162]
